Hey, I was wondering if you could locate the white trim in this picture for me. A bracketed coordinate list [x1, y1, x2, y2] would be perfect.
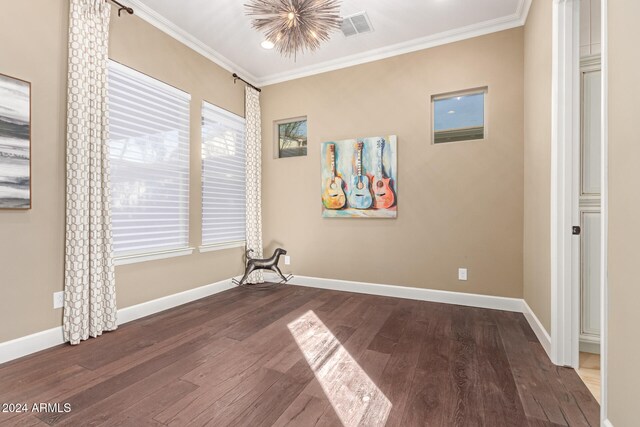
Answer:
[0, 327, 65, 365]
[116, 277, 235, 324]
[260, 1, 532, 86]
[126, 0, 531, 87]
[198, 241, 245, 253]
[579, 339, 600, 354]
[523, 300, 553, 358]
[1, 273, 558, 369]
[579, 333, 600, 344]
[125, 0, 259, 85]
[580, 54, 601, 71]
[0, 277, 236, 365]
[264, 273, 523, 312]
[269, 273, 551, 359]
[114, 247, 194, 266]
[600, 0, 609, 422]
[550, 0, 582, 368]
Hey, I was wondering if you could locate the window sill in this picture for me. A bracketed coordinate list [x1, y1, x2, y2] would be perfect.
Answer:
[198, 241, 245, 253]
[114, 247, 195, 266]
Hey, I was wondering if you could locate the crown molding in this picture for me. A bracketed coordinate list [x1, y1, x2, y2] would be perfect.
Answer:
[125, 0, 260, 85]
[258, 0, 532, 86]
[124, 0, 532, 88]
[517, 0, 533, 26]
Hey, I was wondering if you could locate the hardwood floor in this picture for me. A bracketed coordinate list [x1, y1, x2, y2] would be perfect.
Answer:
[577, 352, 600, 403]
[0, 285, 599, 426]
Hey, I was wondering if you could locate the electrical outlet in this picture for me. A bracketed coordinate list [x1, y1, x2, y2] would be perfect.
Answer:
[284, 255, 291, 265]
[458, 268, 468, 281]
[53, 291, 64, 309]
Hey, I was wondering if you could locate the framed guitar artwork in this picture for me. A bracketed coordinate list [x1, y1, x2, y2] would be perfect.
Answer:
[320, 135, 397, 218]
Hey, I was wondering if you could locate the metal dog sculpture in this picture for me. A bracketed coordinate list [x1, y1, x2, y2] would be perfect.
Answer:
[233, 248, 292, 287]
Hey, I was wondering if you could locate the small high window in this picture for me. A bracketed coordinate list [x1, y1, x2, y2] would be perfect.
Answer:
[432, 88, 487, 144]
[275, 117, 307, 158]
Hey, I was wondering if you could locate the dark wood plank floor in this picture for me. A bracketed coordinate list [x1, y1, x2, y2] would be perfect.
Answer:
[0, 285, 599, 426]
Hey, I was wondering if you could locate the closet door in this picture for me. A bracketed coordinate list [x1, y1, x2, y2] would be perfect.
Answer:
[579, 68, 601, 351]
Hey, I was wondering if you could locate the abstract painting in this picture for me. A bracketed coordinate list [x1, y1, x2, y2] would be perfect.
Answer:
[321, 135, 397, 218]
[276, 117, 307, 158]
[0, 73, 31, 209]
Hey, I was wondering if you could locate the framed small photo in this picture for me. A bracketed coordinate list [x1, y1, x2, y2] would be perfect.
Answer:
[0, 73, 31, 209]
[275, 117, 307, 158]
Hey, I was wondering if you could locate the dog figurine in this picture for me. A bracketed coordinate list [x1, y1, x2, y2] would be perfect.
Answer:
[235, 248, 290, 287]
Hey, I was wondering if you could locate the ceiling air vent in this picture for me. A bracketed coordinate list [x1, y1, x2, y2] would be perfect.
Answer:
[340, 12, 373, 37]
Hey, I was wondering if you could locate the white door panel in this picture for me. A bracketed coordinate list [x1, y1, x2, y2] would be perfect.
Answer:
[582, 70, 602, 195]
[581, 210, 601, 338]
[579, 64, 601, 351]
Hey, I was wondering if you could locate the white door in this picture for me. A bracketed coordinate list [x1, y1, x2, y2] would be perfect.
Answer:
[579, 65, 601, 353]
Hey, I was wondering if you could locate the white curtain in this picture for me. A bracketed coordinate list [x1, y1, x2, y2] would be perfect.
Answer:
[245, 87, 264, 284]
[63, 0, 117, 345]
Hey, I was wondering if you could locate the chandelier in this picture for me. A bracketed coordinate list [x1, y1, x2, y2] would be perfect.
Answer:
[245, 0, 342, 58]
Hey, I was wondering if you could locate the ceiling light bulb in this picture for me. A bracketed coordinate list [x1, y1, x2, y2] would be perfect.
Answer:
[288, 12, 295, 20]
[261, 40, 275, 49]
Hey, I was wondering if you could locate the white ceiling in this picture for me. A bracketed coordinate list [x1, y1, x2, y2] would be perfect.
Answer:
[128, 0, 531, 86]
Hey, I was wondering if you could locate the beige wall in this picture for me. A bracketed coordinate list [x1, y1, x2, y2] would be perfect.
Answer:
[523, 0, 552, 332]
[261, 29, 524, 298]
[0, 0, 245, 344]
[607, 0, 640, 424]
[0, 0, 69, 343]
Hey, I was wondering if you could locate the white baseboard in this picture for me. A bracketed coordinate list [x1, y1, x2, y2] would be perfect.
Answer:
[0, 274, 555, 367]
[0, 326, 65, 365]
[273, 273, 553, 359]
[579, 339, 601, 354]
[268, 273, 524, 312]
[0, 277, 236, 365]
[522, 300, 552, 358]
[117, 278, 235, 324]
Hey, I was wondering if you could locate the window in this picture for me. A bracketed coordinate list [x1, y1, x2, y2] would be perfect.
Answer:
[432, 88, 486, 144]
[108, 61, 191, 257]
[201, 102, 246, 247]
[275, 117, 307, 158]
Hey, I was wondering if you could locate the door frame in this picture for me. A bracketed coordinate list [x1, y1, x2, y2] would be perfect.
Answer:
[550, 0, 581, 369]
[550, 0, 608, 424]
[599, 0, 609, 423]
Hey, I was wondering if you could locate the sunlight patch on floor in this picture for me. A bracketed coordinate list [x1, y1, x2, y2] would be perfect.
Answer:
[287, 311, 392, 427]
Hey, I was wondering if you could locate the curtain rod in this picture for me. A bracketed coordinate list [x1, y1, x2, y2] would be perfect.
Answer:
[233, 73, 262, 93]
[108, 0, 134, 17]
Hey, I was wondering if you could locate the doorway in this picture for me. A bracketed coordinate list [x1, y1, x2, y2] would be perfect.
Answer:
[577, 53, 601, 402]
[550, 0, 607, 421]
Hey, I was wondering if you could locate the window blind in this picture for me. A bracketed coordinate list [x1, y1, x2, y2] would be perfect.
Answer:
[201, 102, 246, 247]
[108, 61, 191, 256]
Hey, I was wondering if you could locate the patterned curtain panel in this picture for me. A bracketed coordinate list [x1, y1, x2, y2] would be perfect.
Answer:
[245, 87, 264, 284]
[63, 0, 117, 345]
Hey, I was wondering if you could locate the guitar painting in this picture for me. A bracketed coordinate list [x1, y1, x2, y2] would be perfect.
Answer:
[321, 135, 397, 218]
[371, 138, 395, 209]
[321, 143, 346, 210]
[348, 142, 373, 209]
